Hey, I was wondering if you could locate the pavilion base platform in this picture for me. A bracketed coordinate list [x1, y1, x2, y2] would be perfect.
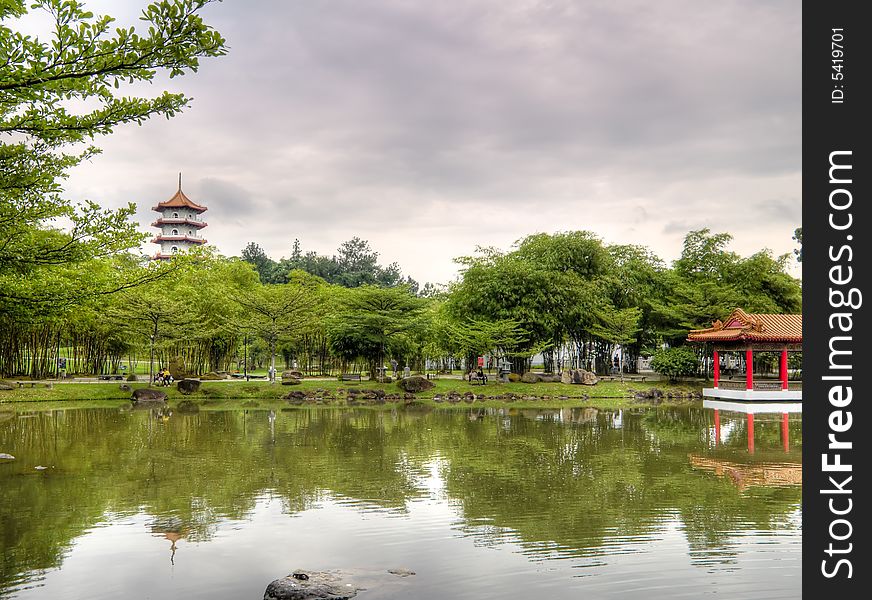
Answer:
[703, 399, 802, 414]
[702, 388, 802, 402]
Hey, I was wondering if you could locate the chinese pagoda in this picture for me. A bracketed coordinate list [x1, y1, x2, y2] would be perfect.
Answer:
[151, 174, 208, 260]
[687, 308, 802, 401]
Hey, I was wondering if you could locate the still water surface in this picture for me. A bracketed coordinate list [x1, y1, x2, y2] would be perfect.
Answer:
[0, 406, 801, 599]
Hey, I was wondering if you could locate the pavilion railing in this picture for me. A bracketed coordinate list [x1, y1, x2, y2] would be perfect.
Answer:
[716, 380, 801, 391]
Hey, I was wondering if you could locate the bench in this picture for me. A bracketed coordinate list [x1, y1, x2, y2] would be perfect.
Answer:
[97, 374, 124, 381]
[339, 373, 362, 382]
[15, 381, 54, 389]
[467, 372, 488, 385]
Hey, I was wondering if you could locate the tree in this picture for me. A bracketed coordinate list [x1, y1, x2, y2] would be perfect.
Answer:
[0, 0, 226, 314]
[589, 306, 642, 382]
[650, 347, 698, 382]
[241, 242, 278, 283]
[103, 251, 252, 382]
[450, 234, 614, 373]
[440, 316, 528, 372]
[673, 229, 737, 279]
[514, 230, 612, 278]
[792, 227, 802, 262]
[109, 262, 203, 386]
[246, 237, 420, 289]
[667, 229, 802, 336]
[327, 285, 427, 378]
[235, 272, 319, 383]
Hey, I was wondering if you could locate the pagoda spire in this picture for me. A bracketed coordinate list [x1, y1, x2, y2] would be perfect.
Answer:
[178, 172, 182, 191]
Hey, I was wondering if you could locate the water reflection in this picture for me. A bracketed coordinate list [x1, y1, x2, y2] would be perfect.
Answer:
[0, 406, 801, 599]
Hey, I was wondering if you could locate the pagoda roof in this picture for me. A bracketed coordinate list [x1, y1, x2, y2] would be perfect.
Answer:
[687, 308, 802, 343]
[152, 177, 207, 213]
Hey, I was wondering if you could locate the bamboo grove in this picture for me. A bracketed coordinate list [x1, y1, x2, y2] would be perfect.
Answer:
[1, 228, 802, 380]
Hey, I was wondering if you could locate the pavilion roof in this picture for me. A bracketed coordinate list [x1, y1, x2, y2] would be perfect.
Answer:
[687, 308, 802, 343]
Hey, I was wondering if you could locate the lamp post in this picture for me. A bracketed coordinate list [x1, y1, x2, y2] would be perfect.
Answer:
[149, 333, 156, 388]
[244, 334, 249, 382]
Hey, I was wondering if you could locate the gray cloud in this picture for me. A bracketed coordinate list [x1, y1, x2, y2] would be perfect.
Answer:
[61, 0, 801, 283]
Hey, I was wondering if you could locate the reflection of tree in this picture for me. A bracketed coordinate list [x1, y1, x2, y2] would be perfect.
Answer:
[434, 408, 801, 564]
[638, 408, 802, 560]
[0, 407, 802, 589]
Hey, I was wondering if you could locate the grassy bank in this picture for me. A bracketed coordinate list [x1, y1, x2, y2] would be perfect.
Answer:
[0, 378, 702, 410]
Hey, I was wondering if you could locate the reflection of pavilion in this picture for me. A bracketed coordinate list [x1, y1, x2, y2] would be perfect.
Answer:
[704, 399, 801, 454]
[150, 519, 188, 565]
[688, 309, 801, 401]
[689, 455, 802, 491]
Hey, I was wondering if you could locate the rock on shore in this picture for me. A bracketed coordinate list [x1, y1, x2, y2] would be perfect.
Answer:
[397, 376, 435, 393]
[131, 388, 168, 405]
[177, 379, 201, 395]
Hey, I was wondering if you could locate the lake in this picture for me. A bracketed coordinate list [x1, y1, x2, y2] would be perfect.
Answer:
[0, 405, 801, 599]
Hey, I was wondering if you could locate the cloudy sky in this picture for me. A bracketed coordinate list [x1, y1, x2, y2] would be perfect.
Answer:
[51, 0, 802, 284]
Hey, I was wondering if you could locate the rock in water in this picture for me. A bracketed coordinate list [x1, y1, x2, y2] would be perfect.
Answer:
[264, 570, 358, 600]
[34, 465, 48, 470]
[387, 568, 416, 577]
[397, 376, 435, 393]
[0, 453, 14, 460]
[131, 388, 168, 405]
[177, 379, 201, 395]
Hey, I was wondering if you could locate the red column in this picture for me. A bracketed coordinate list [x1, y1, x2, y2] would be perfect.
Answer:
[714, 409, 720, 446]
[780, 349, 788, 390]
[713, 350, 720, 388]
[745, 348, 754, 390]
[747, 413, 755, 454]
[781, 413, 789, 452]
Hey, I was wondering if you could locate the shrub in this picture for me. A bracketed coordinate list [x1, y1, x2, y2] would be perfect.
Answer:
[507, 373, 521, 383]
[126, 374, 138, 382]
[650, 347, 699, 382]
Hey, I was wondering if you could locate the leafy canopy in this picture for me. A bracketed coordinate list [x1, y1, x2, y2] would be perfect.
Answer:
[0, 0, 226, 314]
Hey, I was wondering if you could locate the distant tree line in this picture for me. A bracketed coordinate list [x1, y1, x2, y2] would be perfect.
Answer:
[240, 237, 421, 292]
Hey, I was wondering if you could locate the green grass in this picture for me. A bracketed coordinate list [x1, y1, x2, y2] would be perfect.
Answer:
[1, 377, 701, 410]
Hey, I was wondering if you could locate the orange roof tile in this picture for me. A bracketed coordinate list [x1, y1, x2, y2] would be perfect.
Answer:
[687, 308, 802, 343]
[152, 187, 207, 213]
